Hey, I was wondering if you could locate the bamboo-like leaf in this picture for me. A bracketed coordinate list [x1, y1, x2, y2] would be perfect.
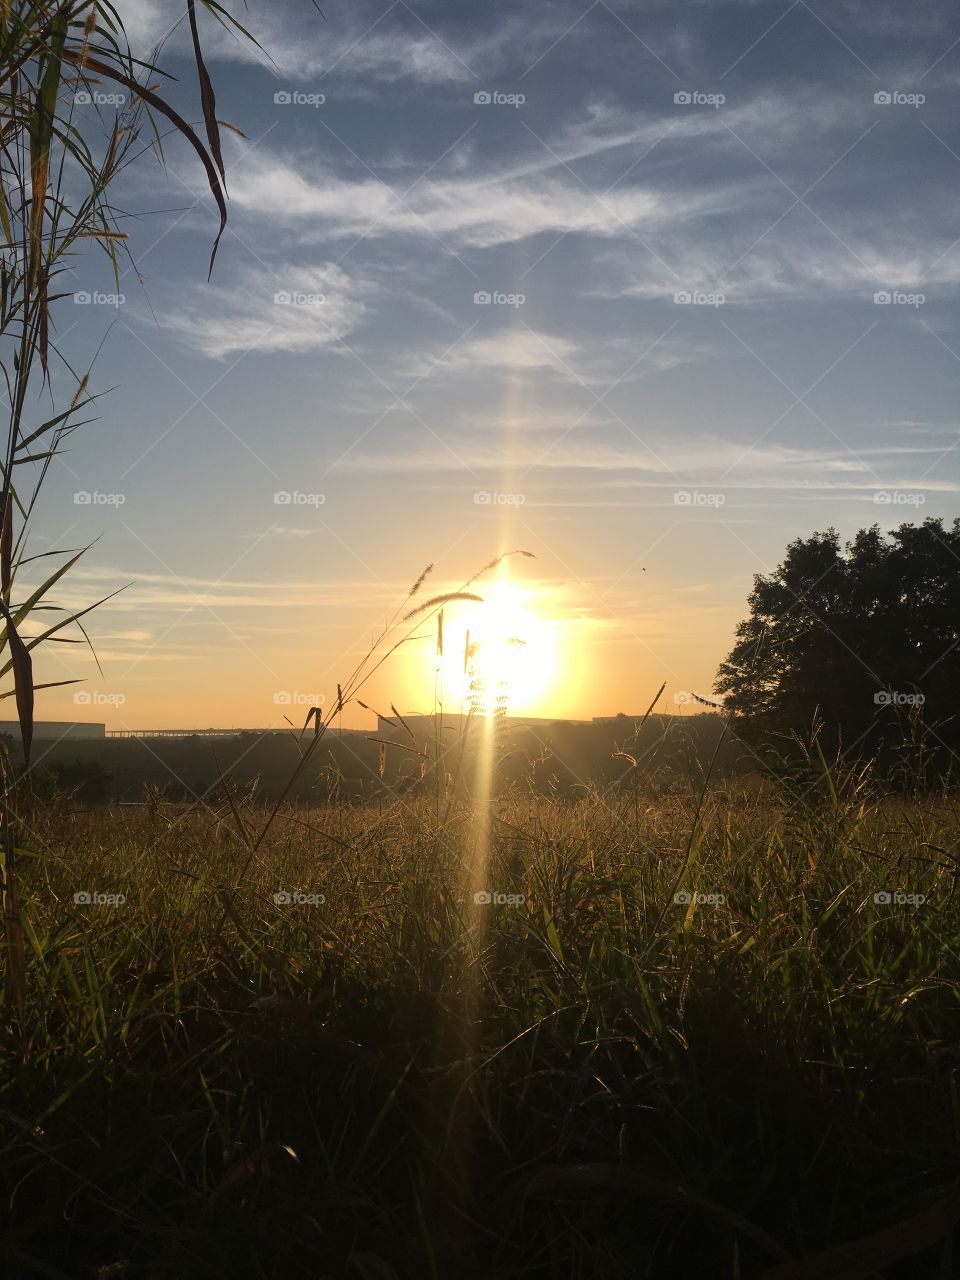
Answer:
[0, 547, 86, 641]
[61, 50, 228, 277]
[0, 678, 81, 700]
[187, 0, 225, 185]
[0, 498, 11, 604]
[0, 602, 34, 764]
[15, 399, 97, 452]
[0, 171, 12, 247]
[0, 585, 127, 680]
[28, 8, 68, 287]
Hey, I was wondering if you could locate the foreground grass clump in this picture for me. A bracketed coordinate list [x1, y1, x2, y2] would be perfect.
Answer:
[2, 777, 960, 1279]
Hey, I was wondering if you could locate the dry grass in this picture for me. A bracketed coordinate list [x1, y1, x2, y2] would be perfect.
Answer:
[2, 772, 959, 1278]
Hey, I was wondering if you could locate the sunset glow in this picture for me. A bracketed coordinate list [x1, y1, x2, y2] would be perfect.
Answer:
[458, 579, 559, 716]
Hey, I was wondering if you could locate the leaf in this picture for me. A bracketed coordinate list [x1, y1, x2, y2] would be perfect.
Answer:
[0, 603, 33, 765]
[390, 704, 415, 740]
[0, 678, 81, 700]
[542, 908, 564, 962]
[2, 548, 85, 638]
[28, 8, 68, 286]
[0, 166, 12, 246]
[0, 585, 127, 682]
[187, 0, 225, 185]
[301, 705, 323, 741]
[0, 499, 11, 604]
[61, 50, 228, 277]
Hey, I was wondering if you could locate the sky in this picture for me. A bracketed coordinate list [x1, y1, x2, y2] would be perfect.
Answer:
[27, 0, 960, 729]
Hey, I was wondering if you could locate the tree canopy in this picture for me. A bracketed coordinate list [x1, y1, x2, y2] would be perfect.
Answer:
[715, 519, 960, 768]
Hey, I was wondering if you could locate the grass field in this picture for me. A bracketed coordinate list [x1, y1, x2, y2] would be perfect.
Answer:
[2, 766, 960, 1279]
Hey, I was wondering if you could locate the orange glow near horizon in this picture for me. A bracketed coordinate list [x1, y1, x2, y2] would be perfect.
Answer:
[385, 573, 570, 720]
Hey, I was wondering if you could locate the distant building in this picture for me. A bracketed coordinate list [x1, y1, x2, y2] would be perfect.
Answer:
[0, 720, 106, 742]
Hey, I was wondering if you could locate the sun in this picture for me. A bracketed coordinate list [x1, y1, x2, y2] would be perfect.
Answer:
[458, 579, 556, 716]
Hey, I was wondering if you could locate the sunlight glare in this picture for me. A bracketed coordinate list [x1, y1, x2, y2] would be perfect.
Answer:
[459, 579, 557, 716]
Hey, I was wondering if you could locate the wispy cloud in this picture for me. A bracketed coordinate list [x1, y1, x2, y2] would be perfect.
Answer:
[151, 262, 370, 358]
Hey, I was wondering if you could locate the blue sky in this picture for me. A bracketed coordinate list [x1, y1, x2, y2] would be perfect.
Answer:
[34, 0, 960, 726]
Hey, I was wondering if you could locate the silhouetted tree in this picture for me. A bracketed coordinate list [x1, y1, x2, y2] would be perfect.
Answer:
[716, 519, 960, 768]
